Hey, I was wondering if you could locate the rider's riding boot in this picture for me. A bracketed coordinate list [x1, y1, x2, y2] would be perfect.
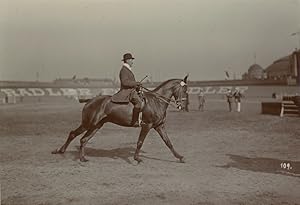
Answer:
[131, 107, 141, 127]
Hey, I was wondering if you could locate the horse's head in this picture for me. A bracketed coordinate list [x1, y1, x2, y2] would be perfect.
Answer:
[172, 75, 188, 110]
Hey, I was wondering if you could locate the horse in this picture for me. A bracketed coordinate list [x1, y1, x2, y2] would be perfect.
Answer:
[52, 75, 188, 163]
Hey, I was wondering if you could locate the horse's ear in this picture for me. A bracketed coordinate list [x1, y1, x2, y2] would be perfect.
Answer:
[183, 74, 189, 83]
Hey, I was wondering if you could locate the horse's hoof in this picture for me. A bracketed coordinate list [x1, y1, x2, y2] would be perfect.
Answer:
[51, 149, 63, 154]
[80, 157, 89, 162]
[179, 157, 185, 163]
[134, 158, 143, 164]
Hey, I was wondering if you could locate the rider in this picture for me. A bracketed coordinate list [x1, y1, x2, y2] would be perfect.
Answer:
[115, 53, 143, 127]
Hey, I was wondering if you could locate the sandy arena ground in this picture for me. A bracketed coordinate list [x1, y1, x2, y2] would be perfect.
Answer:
[1, 98, 300, 205]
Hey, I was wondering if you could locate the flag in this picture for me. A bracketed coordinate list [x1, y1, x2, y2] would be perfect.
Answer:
[225, 71, 230, 80]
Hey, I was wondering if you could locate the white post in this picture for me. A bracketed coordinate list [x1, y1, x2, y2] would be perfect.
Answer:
[280, 103, 284, 117]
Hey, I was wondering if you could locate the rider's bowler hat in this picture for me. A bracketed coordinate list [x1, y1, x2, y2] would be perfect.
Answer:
[122, 53, 135, 61]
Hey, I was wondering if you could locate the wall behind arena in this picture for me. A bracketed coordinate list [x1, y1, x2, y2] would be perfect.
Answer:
[0, 85, 299, 104]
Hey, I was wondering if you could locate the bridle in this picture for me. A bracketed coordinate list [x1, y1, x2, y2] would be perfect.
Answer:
[140, 80, 187, 110]
[173, 81, 187, 110]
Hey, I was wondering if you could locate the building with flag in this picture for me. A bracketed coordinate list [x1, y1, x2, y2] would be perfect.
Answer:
[242, 64, 264, 80]
[248, 64, 264, 79]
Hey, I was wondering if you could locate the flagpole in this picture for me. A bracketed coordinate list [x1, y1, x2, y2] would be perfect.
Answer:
[291, 31, 300, 50]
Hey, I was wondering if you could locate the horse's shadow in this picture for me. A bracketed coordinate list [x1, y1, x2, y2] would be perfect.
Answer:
[218, 154, 300, 178]
[66, 146, 178, 164]
[68, 146, 146, 164]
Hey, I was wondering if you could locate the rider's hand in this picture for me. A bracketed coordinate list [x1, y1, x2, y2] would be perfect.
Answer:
[136, 82, 142, 87]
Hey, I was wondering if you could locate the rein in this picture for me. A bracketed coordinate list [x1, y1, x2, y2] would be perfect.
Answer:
[140, 86, 182, 109]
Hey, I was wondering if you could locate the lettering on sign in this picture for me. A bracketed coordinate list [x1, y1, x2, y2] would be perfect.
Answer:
[45, 88, 62, 96]
[0, 86, 249, 97]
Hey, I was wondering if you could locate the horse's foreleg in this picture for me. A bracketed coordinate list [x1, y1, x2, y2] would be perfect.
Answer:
[154, 124, 185, 163]
[52, 125, 86, 154]
[134, 124, 151, 163]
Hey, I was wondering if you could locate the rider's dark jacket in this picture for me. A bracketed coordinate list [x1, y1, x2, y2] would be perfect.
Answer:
[111, 65, 139, 103]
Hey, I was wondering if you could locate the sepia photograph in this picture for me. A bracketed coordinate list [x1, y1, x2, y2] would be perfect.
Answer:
[0, 0, 300, 204]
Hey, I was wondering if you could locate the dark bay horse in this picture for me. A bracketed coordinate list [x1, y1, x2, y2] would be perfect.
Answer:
[52, 75, 188, 163]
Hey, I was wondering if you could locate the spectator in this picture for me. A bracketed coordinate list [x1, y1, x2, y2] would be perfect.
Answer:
[198, 89, 205, 111]
[226, 89, 234, 112]
[182, 92, 189, 112]
[233, 88, 244, 112]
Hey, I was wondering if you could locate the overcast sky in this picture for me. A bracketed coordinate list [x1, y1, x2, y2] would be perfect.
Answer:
[0, 0, 299, 82]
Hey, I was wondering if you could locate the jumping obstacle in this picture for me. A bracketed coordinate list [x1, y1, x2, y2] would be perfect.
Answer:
[280, 96, 300, 117]
[261, 95, 300, 117]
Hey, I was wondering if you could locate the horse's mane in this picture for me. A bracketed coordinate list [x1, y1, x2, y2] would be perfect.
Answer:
[152, 79, 181, 92]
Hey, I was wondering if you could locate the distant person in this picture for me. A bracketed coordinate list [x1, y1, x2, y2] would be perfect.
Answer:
[226, 89, 234, 112]
[181, 92, 189, 112]
[198, 89, 205, 111]
[5, 95, 8, 104]
[185, 92, 189, 112]
[272, 92, 277, 99]
[233, 88, 244, 112]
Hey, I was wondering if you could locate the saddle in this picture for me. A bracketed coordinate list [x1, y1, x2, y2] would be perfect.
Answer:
[112, 89, 146, 126]
[111, 89, 146, 108]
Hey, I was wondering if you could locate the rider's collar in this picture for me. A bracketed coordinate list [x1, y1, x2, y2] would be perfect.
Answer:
[123, 63, 132, 71]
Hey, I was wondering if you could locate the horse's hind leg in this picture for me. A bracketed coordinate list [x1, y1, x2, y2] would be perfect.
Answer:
[52, 125, 86, 154]
[79, 120, 106, 162]
[79, 127, 99, 162]
[154, 124, 185, 163]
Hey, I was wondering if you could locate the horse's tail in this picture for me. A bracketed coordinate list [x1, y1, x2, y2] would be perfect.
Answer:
[79, 99, 92, 103]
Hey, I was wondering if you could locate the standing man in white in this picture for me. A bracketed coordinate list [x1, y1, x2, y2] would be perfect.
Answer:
[233, 88, 243, 112]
